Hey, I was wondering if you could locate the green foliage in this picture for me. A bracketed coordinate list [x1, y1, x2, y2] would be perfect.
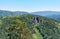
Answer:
[0, 14, 60, 39]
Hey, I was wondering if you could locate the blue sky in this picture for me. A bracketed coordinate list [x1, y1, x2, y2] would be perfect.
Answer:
[0, 0, 60, 12]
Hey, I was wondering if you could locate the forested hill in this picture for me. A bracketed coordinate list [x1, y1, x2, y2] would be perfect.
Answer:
[0, 10, 28, 17]
[0, 14, 60, 39]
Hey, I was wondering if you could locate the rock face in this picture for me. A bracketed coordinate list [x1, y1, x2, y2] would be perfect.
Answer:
[34, 16, 43, 24]
[34, 16, 39, 23]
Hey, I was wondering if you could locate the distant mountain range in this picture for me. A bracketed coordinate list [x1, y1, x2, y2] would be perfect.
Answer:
[0, 10, 60, 21]
[0, 10, 28, 17]
[30, 11, 60, 21]
[31, 11, 60, 16]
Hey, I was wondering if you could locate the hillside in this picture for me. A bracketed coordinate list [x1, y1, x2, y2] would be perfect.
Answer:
[46, 14, 60, 21]
[0, 10, 28, 17]
[0, 14, 60, 39]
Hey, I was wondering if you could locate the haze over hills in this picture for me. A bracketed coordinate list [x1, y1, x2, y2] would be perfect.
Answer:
[0, 10, 29, 17]
[0, 10, 60, 21]
[31, 11, 60, 21]
[0, 10, 60, 16]
[31, 11, 60, 16]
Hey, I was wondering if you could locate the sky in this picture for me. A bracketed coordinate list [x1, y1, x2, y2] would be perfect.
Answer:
[0, 0, 60, 12]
